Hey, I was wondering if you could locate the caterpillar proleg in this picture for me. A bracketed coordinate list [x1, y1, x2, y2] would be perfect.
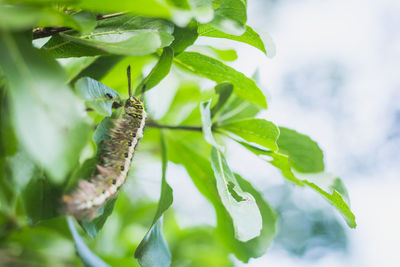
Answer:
[63, 66, 146, 220]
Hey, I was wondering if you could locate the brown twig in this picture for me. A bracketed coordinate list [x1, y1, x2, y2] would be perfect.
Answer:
[32, 12, 125, 39]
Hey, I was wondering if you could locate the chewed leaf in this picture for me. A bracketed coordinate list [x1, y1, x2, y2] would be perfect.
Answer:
[76, 77, 120, 116]
[210, 147, 262, 241]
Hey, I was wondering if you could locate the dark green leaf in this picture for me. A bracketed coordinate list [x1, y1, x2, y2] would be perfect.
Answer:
[0, 32, 91, 183]
[210, 147, 262, 241]
[135, 219, 171, 267]
[198, 24, 275, 56]
[211, 82, 233, 117]
[135, 132, 173, 267]
[218, 118, 279, 151]
[170, 21, 198, 54]
[175, 52, 267, 108]
[277, 127, 325, 173]
[80, 197, 118, 238]
[136, 47, 174, 94]
[22, 174, 63, 225]
[43, 16, 174, 58]
[75, 77, 120, 116]
[67, 216, 111, 267]
[0, 88, 18, 157]
[200, 100, 224, 151]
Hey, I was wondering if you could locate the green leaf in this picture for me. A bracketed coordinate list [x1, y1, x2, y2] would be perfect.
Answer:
[174, 52, 267, 108]
[211, 82, 233, 117]
[188, 0, 214, 23]
[72, 11, 97, 34]
[135, 132, 172, 267]
[208, 47, 238, 61]
[0, 88, 18, 157]
[277, 127, 325, 173]
[43, 15, 174, 58]
[75, 77, 120, 116]
[218, 118, 279, 151]
[79, 0, 174, 21]
[200, 100, 224, 151]
[22, 174, 63, 225]
[165, 131, 275, 261]
[58, 56, 99, 83]
[0, 4, 81, 31]
[67, 216, 110, 267]
[136, 47, 174, 94]
[208, 0, 247, 35]
[160, 82, 202, 125]
[236, 141, 356, 228]
[170, 21, 198, 54]
[210, 147, 262, 241]
[73, 56, 123, 83]
[0, 32, 91, 183]
[217, 93, 262, 124]
[135, 219, 171, 267]
[80, 197, 118, 238]
[198, 25, 275, 56]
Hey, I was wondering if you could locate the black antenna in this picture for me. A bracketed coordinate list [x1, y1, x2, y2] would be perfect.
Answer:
[127, 65, 132, 97]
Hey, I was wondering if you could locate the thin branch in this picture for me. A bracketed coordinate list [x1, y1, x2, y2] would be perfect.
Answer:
[146, 121, 203, 132]
[32, 12, 125, 39]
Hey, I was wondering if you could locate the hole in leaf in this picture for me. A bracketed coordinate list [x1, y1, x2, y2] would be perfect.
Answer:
[227, 182, 245, 202]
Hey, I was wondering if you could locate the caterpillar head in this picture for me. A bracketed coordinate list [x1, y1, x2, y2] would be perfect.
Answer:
[124, 97, 144, 116]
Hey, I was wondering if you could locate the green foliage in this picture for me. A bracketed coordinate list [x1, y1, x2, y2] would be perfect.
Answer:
[0, 1, 356, 266]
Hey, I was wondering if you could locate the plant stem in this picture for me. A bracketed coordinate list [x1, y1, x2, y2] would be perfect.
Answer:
[32, 12, 125, 39]
[146, 121, 202, 132]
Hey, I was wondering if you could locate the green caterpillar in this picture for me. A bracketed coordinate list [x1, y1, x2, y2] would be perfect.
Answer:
[63, 67, 146, 220]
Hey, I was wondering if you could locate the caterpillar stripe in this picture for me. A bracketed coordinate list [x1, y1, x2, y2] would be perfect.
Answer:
[63, 96, 146, 220]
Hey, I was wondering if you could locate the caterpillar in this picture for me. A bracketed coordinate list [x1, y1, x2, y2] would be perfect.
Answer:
[63, 66, 146, 220]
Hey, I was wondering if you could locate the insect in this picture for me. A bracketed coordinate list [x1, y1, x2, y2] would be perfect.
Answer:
[63, 66, 146, 220]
